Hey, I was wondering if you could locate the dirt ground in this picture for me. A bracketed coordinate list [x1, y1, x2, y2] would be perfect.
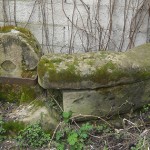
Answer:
[0, 101, 150, 150]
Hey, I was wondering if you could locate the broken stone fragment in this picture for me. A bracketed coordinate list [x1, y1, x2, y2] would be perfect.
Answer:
[0, 26, 42, 78]
[37, 43, 150, 118]
[8, 98, 59, 130]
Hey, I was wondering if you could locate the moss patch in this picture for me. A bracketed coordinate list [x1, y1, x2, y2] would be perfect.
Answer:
[0, 84, 39, 104]
[38, 43, 150, 89]
[0, 84, 21, 103]
[3, 121, 25, 137]
[20, 86, 36, 104]
[0, 26, 42, 57]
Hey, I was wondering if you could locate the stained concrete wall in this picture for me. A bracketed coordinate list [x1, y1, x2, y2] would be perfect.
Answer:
[0, 0, 149, 53]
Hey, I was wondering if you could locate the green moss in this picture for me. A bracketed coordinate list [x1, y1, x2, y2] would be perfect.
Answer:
[38, 57, 81, 82]
[0, 25, 15, 33]
[20, 33, 41, 56]
[38, 45, 150, 86]
[3, 121, 25, 137]
[0, 84, 21, 103]
[57, 63, 81, 82]
[38, 58, 54, 80]
[89, 61, 126, 83]
[0, 84, 38, 104]
[30, 99, 45, 108]
[20, 86, 36, 104]
[135, 71, 150, 80]
[50, 58, 64, 63]
[0, 25, 42, 57]
[21, 69, 37, 78]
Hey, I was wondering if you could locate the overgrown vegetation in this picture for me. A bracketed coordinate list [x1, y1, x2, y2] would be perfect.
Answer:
[0, 103, 150, 149]
[16, 123, 50, 148]
[142, 104, 150, 113]
[0, 117, 6, 142]
[54, 111, 93, 150]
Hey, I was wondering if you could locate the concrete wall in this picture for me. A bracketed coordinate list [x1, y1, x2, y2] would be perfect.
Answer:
[0, 0, 149, 54]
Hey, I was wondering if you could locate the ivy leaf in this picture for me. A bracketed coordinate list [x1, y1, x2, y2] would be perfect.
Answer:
[63, 111, 72, 119]
[56, 143, 65, 150]
[63, 111, 72, 123]
[67, 132, 78, 145]
[80, 133, 88, 139]
[80, 123, 93, 131]
[56, 131, 64, 141]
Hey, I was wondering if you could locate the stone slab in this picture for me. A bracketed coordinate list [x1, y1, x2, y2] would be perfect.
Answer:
[63, 79, 150, 117]
[38, 43, 150, 89]
[0, 26, 42, 78]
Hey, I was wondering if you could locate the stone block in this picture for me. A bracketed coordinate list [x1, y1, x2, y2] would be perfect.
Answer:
[8, 96, 59, 130]
[0, 26, 42, 79]
[63, 79, 150, 117]
[38, 43, 150, 89]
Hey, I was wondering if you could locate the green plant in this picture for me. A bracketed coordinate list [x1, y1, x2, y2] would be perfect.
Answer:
[142, 104, 150, 112]
[16, 123, 50, 148]
[54, 111, 94, 149]
[62, 111, 72, 123]
[55, 122, 93, 150]
[95, 124, 112, 133]
[130, 138, 147, 150]
[0, 117, 6, 142]
[3, 121, 25, 137]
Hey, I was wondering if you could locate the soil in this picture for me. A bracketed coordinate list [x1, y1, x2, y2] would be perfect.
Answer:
[0, 101, 150, 150]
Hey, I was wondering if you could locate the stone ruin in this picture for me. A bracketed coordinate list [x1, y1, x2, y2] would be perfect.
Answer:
[0, 26, 150, 129]
[38, 44, 150, 118]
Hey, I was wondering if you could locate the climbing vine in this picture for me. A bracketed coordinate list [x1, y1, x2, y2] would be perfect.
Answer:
[1, 0, 150, 53]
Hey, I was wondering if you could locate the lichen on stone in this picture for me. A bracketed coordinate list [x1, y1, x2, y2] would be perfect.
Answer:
[38, 43, 150, 89]
[0, 25, 42, 78]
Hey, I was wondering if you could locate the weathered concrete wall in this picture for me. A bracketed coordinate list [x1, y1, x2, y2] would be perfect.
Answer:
[0, 0, 149, 53]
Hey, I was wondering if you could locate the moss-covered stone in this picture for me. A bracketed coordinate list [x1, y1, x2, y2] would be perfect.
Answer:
[0, 26, 42, 57]
[63, 79, 150, 117]
[3, 121, 25, 137]
[8, 98, 60, 130]
[38, 43, 150, 89]
[0, 84, 43, 104]
[0, 25, 42, 78]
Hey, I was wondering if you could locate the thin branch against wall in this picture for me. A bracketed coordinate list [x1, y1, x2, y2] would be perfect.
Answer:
[127, 0, 149, 49]
[104, 0, 115, 50]
[41, 0, 52, 53]
[118, 0, 131, 51]
[14, 0, 17, 26]
[24, 0, 38, 28]
[2, 0, 9, 25]
[50, 0, 55, 53]
[147, 3, 150, 42]
[68, 0, 76, 54]
[1, 0, 149, 53]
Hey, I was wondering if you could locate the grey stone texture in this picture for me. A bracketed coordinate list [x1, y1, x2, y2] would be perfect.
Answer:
[63, 79, 150, 117]
[0, 26, 59, 130]
[38, 43, 150, 89]
[38, 43, 150, 117]
[9, 97, 59, 130]
[0, 26, 42, 78]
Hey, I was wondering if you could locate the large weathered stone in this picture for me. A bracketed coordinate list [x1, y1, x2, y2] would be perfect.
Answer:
[0, 26, 42, 78]
[0, 26, 60, 130]
[0, 26, 44, 103]
[38, 43, 150, 89]
[63, 79, 150, 117]
[8, 98, 59, 130]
